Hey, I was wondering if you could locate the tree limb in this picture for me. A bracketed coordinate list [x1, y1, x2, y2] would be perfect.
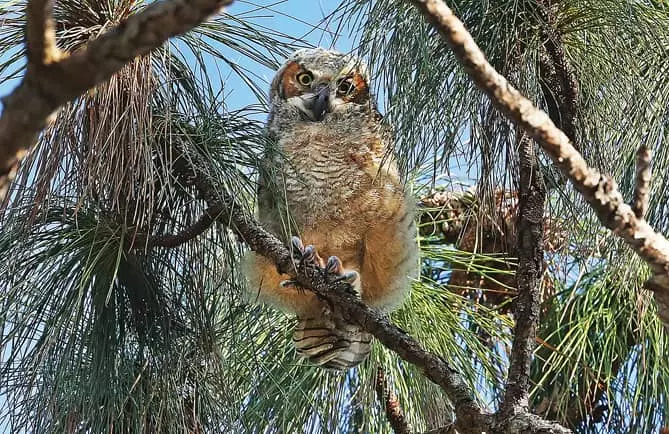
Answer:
[536, 0, 580, 147]
[500, 134, 546, 417]
[130, 204, 226, 249]
[0, 0, 234, 202]
[405, 0, 669, 328]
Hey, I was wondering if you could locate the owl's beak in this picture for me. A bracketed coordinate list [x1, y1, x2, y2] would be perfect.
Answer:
[305, 85, 331, 121]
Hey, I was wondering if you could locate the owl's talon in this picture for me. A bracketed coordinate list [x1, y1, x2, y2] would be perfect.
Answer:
[325, 256, 361, 297]
[280, 279, 307, 294]
[335, 271, 359, 284]
[302, 245, 316, 262]
[289, 236, 324, 268]
[325, 256, 342, 275]
[290, 236, 305, 259]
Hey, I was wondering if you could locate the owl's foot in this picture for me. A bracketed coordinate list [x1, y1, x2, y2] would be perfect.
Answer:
[325, 256, 361, 295]
[281, 237, 361, 298]
[290, 236, 325, 268]
[280, 236, 325, 290]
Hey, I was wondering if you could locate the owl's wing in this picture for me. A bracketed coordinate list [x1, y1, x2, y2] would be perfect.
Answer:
[256, 134, 288, 239]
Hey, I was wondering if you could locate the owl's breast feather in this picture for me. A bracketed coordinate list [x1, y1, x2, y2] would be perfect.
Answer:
[277, 126, 397, 225]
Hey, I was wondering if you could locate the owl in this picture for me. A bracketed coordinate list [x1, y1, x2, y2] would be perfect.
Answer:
[244, 48, 418, 370]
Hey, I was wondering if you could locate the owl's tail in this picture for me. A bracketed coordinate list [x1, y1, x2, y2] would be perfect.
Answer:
[293, 316, 372, 370]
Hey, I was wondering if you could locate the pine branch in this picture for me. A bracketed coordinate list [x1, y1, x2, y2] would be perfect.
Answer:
[376, 368, 457, 434]
[501, 134, 546, 417]
[536, 0, 580, 147]
[0, 0, 234, 202]
[130, 204, 226, 249]
[405, 0, 669, 331]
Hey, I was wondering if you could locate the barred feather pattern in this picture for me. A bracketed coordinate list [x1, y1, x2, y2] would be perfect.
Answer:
[293, 316, 373, 370]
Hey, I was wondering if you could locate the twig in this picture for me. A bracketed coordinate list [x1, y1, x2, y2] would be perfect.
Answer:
[376, 368, 411, 434]
[130, 204, 226, 249]
[26, 0, 65, 65]
[405, 0, 669, 324]
[632, 145, 652, 219]
[0, 0, 234, 202]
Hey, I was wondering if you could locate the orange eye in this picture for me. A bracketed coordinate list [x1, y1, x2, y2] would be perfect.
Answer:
[296, 71, 313, 86]
[336, 77, 355, 96]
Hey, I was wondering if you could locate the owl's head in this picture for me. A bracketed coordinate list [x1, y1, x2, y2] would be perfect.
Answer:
[268, 48, 378, 131]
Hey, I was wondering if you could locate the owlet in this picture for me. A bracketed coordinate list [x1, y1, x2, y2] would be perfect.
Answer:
[244, 48, 418, 370]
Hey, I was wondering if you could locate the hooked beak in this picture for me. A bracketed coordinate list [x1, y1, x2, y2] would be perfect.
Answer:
[304, 85, 331, 121]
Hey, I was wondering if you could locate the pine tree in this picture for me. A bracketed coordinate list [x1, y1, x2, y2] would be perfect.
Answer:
[1, 0, 668, 432]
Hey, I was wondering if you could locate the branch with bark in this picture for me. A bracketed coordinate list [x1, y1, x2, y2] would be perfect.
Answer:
[0, 0, 233, 201]
[376, 368, 412, 434]
[500, 133, 546, 419]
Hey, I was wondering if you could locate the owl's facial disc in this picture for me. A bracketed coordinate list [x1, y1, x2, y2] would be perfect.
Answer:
[276, 61, 370, 122]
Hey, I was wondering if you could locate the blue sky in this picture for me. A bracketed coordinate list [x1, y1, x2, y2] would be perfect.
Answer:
[0, 0, 355, 114]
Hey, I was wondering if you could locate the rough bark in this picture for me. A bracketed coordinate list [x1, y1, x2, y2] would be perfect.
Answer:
[536, 1, 579, 148]
[499, 134, 546, 420]
[376, 368, 412, 434]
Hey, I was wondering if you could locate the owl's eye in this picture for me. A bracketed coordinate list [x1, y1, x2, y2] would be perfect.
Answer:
[296, 71, 313, 86]
[336, 78, 355, 96]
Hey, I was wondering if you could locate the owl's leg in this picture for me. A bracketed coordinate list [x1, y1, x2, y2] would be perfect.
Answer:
[360, 204, 418, 310]
[324, 255, 362, 296]
[243, 237, 361, 315]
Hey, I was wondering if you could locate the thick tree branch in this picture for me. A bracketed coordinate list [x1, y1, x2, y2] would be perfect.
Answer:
[502, 3, 568, 419]
[0, 0, 234, 202]
[536, 0, 580, 147]
[406, 0, 669, 326]
[501, 134, 546, 417]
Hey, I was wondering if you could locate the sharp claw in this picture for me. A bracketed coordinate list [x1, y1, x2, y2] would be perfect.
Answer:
[280, 279, 298, 288]
[326, 256, 342, 275]
[280, 279, 307, 294]
[336, 271, 359, 284]
[290, 236, 305, 257]
[302, 245, 316, 263]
